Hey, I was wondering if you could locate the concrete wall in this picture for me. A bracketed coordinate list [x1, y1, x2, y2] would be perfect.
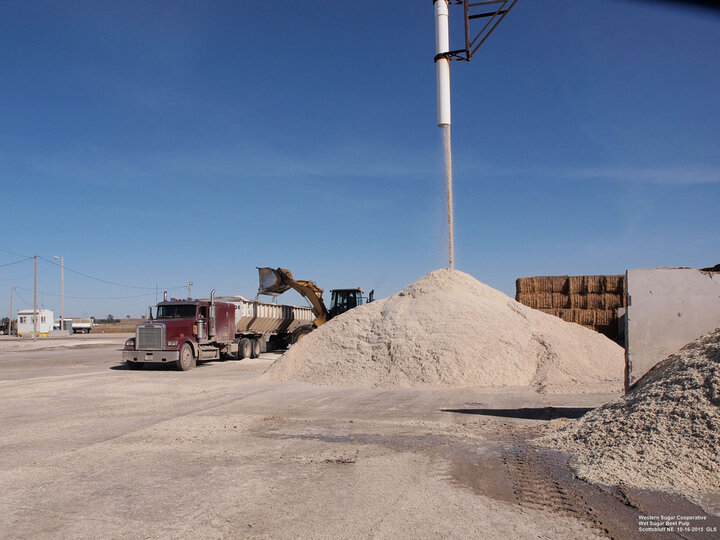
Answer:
[625, 267, 720, 390]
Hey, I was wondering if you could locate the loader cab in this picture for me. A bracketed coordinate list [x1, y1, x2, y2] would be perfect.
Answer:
[328, 288, 368, 318]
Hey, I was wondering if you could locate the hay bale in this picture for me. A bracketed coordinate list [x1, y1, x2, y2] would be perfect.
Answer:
[515, 292, 537, 308]
[587, 294, 604, 310]
[544, 308, 572, 323]
[535, 276, 553, 293]
[603, 275, 624, 294]
[595, 310, 616, 326]
[515, 277, 535, 294]
[569, 275, 585, 294]
[536, 292, 553, 309]
[551, 276, 570, 294]
[585, 276, 603, 294]
[573, 310, 597, 326]
[602, 293, 623, 311]
[570, 294, 588, 309]
[551, 293, 570, 309]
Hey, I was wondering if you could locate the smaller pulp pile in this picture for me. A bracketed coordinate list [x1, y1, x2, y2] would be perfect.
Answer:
[262, 269, 623, 392]
[541, 329, 720, 502]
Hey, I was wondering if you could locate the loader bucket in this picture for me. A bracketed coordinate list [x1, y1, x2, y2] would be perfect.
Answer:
[257, 267, 292, 296]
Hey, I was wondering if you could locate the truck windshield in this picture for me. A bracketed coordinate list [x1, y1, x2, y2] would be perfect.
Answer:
[156, 305, 196, 319]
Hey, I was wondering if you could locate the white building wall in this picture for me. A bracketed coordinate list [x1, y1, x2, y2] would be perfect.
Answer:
[17, 309, 55, 336]
[625, 267, 720, 390]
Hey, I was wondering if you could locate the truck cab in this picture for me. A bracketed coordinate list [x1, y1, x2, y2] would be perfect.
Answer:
[123, 296, 236, 371]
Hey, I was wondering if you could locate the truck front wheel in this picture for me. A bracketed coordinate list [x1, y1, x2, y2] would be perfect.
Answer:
[176, 343, 196, 371]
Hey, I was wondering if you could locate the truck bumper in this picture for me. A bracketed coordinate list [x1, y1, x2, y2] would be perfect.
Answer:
[123, 350, 180, 363]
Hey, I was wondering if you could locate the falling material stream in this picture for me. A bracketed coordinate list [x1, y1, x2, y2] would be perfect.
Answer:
[442, 125, 454, 269]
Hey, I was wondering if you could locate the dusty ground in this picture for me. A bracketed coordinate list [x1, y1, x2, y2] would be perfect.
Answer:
[0, 338, 717, 539]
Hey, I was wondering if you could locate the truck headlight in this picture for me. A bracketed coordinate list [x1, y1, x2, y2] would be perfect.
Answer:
[124, 338, 136, 350]
[167, 340, 179, 347]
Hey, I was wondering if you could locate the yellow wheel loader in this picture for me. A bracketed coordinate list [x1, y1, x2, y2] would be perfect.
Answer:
[257, 267, 374, 343]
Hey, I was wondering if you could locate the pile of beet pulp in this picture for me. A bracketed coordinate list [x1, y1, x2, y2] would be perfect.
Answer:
[262, 269, 623, 392]
[541, 328, 720, 505]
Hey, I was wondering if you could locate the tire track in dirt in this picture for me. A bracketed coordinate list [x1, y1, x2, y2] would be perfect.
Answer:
[502, 445, 611, 537]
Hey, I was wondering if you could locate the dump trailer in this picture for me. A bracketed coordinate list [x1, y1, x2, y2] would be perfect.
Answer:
[122, 290, 314, 371]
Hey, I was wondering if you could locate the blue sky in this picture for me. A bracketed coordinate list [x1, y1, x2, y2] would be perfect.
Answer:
[1, 1, 719, 319]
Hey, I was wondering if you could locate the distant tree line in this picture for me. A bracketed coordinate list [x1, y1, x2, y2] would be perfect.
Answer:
[94, 315, 120, 325]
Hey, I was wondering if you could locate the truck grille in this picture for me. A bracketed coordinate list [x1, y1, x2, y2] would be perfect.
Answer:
[137, 324, 165, 350]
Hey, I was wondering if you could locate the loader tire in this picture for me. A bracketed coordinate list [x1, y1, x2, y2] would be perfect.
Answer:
[290, 325, 315, 345]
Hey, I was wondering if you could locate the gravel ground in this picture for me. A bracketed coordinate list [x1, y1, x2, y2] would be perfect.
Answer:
[0, 343, 716, 539]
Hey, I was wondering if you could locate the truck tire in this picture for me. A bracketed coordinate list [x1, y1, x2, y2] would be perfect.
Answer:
[127, 361, 143, 370]
[251, 338, 261, 358]
[290, 325, 314, 345]
[238, 338, 251, 360]
[176, 343, 196, 371]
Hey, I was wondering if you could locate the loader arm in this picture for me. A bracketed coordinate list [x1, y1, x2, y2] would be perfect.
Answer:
[257, 267, 330, 326]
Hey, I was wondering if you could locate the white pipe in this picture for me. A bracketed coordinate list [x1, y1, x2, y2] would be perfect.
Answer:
[434, 0, 451, 127]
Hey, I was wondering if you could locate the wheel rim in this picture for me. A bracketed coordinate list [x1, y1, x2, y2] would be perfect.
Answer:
[181, 346, 192, 368]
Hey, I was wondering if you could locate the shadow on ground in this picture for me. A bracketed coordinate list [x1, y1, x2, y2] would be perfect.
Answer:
[440, 406, 594, 420]
[109, 361, 214, 371]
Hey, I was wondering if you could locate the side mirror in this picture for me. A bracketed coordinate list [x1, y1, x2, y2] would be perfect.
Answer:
[368, 290, 375, 303]
[148, 306, 153, 320]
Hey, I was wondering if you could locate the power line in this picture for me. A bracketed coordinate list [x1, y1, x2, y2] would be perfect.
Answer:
[13, 289, 33, 308]
[37, 255, 184, 291]
[1, 252, 185, 292]
[0, 257, 32, 269]
[0, 248, 30, 258]
[15, 285, 185, 300]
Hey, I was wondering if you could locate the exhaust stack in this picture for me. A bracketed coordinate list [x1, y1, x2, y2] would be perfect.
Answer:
[208, 289, 216, 338]
[434, 0, 451, 127]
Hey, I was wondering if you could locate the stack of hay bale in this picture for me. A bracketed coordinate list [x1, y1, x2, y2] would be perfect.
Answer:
[515, 275, 625, 341]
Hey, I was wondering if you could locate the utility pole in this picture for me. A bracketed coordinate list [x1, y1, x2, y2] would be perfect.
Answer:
[54, 255, 64, 331]
[33, 254, 37, 340]
[188, 281, 193, 300]
[9, 285, 13, 336]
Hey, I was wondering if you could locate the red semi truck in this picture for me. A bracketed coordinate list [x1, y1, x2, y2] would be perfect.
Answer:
[122, 290, 314, 371]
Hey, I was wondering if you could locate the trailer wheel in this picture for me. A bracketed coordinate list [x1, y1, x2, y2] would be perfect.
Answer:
[127, 361, 143, 370]
[251, 339, 261, 358]
[238, 338, 251, 360]
[176, 343, 196, 371]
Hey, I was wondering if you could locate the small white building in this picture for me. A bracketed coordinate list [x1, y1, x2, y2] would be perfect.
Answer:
[17, 309, 54, 337]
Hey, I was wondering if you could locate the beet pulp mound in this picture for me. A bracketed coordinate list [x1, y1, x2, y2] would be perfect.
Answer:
[262, 269, 624, 393]
[540, 328, 720, 509]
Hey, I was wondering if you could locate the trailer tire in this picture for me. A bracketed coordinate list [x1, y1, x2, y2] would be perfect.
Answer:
[251, 338, 261, 358]
[176, 343, 196, 371]
[127, 361, 143, 370]
[238, 338, 251, 360]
